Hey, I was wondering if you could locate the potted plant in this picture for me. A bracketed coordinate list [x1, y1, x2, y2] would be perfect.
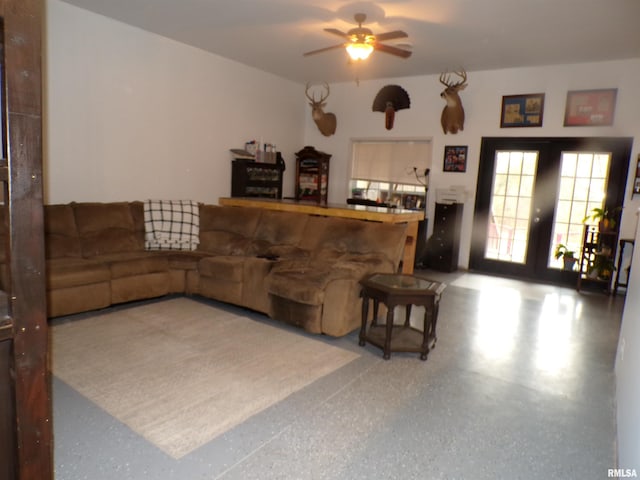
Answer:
[588, 254, 616, 280]
[582, 206, 621, 232]
[554, 244, 577, 271]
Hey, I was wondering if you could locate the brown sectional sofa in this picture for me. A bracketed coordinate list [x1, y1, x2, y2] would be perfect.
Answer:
[0, 201, 408, 337]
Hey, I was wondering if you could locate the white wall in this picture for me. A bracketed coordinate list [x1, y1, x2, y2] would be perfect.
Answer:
[45, 0, 304, 205]
[616, 212, 640, 470]
[303, 59, 640, 269]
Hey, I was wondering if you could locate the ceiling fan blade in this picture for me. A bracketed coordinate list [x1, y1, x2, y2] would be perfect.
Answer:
[374, 43, 412, 58]
[324, 28, 350, 39]
[303, 43, 345, 57]
[374, 30, 408, 42]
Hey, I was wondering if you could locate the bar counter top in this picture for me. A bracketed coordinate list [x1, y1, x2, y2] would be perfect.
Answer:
[217, 197, 424, 224]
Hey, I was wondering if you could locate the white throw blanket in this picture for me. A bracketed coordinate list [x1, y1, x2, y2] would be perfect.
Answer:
[144, 200, 200, 251]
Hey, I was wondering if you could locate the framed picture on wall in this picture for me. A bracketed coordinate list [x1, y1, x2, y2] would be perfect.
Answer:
[500, 93, 545, 128]
[443, 145, 467, 173]
[564, 88, 617, 126]
[633, 155, 640, 197]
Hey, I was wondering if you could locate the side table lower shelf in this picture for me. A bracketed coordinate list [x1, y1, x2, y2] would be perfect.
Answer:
[361, 324, 437, 360]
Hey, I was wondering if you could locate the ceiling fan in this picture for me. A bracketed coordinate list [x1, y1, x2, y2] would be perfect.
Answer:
[303, 13, 412, 61]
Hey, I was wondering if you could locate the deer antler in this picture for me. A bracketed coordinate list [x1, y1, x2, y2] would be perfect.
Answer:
[305, 82, 330, 104]
[305, 82, 315, 102]
[317, 82, 330, 103]
[440, 68, 467, 88]
[453, 68, 467, 86]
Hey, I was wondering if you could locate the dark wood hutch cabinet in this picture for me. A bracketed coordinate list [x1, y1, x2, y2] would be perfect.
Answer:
[295, 146, 330, 204]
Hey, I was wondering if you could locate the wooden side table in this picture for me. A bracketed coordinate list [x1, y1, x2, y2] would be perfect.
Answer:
[359, 273, 446, 360]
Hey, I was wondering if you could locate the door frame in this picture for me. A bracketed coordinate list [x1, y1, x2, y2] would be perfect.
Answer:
[0, 1, 52, 478]
[470, 136, 633, 285]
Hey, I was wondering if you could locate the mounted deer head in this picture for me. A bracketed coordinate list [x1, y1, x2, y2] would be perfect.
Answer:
[439, 69, 468, 134]
[305, 82, 337, 137]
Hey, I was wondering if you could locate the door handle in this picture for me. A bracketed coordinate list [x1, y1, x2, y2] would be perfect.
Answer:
[534, 206, 541, 222]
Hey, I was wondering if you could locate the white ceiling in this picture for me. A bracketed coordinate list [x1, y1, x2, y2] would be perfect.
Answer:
[60, 0, 640, 84]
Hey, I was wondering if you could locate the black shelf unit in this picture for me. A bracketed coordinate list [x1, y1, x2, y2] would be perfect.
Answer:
[577, 225, 618, 293]
[231, 159, 284, 199]
[613, 238, 634, 295]
[426, 202, 463, 272]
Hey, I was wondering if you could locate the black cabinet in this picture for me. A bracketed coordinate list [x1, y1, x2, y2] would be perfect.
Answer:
[427, 203, 463, 272]
[231, 160, 284, 199]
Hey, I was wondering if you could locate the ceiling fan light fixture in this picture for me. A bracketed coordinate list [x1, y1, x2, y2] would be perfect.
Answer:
[346, 42, 374, 61]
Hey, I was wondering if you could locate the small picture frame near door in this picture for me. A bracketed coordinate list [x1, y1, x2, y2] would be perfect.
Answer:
[443, 145, 467, 172]
[633, 155, 640, 196]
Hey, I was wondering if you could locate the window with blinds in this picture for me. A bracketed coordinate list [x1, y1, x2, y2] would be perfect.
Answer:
[350, 139, 432, 185]
[349, 139, 432, 210]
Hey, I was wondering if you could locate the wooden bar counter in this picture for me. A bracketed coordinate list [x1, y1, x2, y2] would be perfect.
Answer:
[218, 197, 424, 274]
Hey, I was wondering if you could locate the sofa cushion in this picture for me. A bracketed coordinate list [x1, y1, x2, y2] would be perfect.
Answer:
[46, 258, 111, 289]
[45, 204, 82, 259]
[80, 229, 143, 257]
[71, 202, 143, 257]
[266, 258, 353, 306]
[198, 256, 244, 282]
[300, 216, 407, 263]
[73, 202, 136, 235]
[106, 254, 169, 279]
[198, 231, 253, 256]
[267, 260, 333, 305]
[46, 234, 83, 259]
[253, 210, 309, 245]
[266, 251, 392, 307]
[197, 205, 261, 255]
[164, 251, 209, 271]
[129, 201, 146, 234]
[338, 252, 395, 273]
[45, 204, 78, 234]
[199, 205, 261, 237]
[247, 210, 310, 256]
[258, 244, 310, 259]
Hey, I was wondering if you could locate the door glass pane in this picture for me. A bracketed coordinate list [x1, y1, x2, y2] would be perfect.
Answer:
[485, 150, 538, 263]
[549, 151, 610, 269]
[522, 152, 537, 174]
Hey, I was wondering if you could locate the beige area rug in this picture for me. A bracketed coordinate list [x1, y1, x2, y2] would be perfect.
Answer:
[51, 297, 360, 459]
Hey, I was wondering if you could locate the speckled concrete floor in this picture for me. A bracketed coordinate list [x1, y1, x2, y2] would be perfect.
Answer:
[53, 271, 623, 480]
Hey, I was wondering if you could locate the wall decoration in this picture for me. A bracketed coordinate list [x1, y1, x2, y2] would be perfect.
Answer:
[372, 85, 411, 130]
[500, 93, 545, 128]
[633, 155, 640, 196]
[443, 145, 467, 172]
[564, 88, 617, 126]
[305, 82, 337, 136]
[439, 69, 468, 134]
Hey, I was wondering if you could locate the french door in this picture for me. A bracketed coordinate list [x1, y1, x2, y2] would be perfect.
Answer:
[470, 137, 632, 284]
